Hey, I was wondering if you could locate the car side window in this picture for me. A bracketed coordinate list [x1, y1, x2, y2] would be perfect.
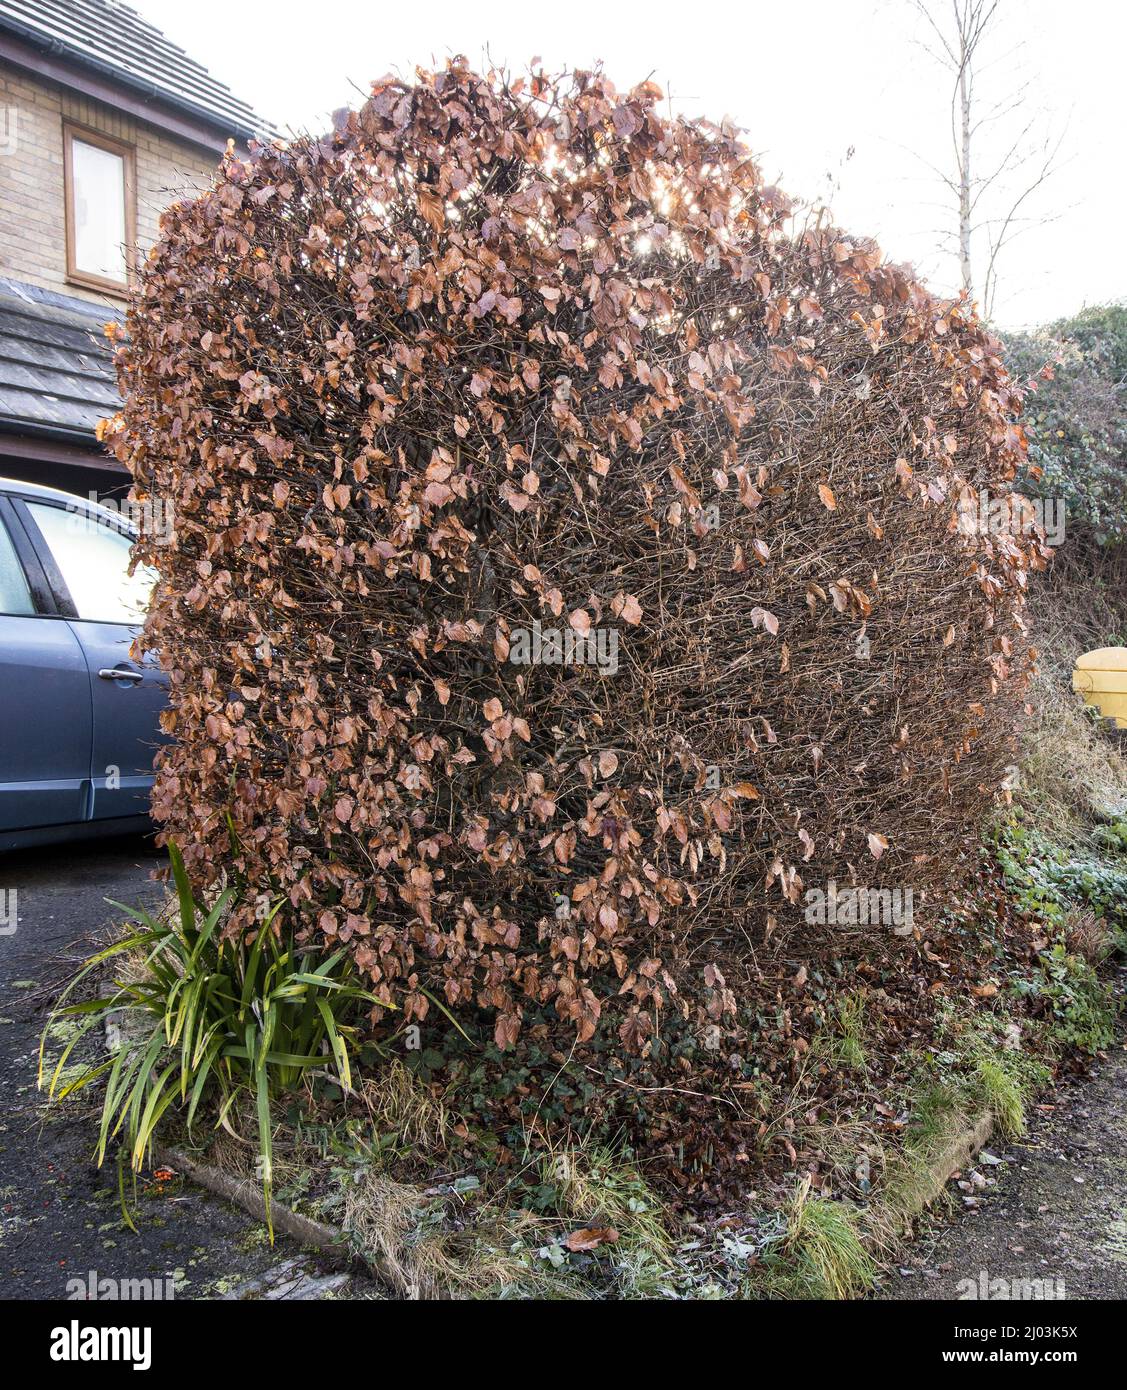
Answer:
[0, 514, 35, 617]
[25, 501, 156, 624]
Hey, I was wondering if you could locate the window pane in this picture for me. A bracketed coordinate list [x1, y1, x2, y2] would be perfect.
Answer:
[0, 517, 34, 616]
[27, 503, 155, 624]
[71, 137, 127, 283]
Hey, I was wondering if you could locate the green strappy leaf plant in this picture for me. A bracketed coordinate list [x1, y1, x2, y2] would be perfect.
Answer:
[40, 844, 391, 1238]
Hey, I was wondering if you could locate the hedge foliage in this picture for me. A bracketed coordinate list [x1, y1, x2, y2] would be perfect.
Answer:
[110, 62, 1043, 1078]
[1008, 303, 1127, 545]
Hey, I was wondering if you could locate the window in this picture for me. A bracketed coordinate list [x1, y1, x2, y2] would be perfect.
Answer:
[63, 124, 135, 293]
[26, 503, 155, 624]
[0, 517, 34, 616]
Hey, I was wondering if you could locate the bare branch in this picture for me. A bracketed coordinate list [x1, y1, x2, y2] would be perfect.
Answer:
[908, 0, 1066, 311]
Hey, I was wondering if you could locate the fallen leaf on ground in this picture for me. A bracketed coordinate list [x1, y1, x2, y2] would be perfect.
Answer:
[565, 1226, 620, 1252]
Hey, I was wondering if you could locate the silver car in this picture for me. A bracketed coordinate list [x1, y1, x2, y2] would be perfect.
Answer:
[0, 477, 166, 851]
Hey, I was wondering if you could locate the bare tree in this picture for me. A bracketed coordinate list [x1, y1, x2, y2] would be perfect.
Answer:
[910, 0, 1065, 318]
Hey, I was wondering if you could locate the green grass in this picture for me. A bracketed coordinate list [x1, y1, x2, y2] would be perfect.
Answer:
[749, 1179, 874, 1300]
[878, 1082, 970, 1236]
[971, 1055, 1026, 1140]
[820, 990, 868, 1072]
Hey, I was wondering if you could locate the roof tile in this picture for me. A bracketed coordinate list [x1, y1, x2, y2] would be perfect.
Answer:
[0, 278, 120, 438]
[0, 0, 273, 141]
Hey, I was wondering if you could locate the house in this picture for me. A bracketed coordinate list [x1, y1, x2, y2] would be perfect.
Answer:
[0, 0, 272, 498]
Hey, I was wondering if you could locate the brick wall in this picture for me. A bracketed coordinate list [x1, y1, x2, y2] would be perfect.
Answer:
[0, 64, 218, 308]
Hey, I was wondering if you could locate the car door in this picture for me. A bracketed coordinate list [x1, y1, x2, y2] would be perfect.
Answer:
[16, 496, 167, 821]
[0, 497, 93, 832]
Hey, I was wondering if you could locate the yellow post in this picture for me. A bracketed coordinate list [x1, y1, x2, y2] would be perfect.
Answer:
[1072, 647, 1127, 729]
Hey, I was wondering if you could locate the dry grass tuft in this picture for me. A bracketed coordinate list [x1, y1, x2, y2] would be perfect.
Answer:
[756, 1177, 874, 1300]
[354, 1062, 454, 1157]
[1064, 906, 1114, 965]
[340, 1168, 581, 1300]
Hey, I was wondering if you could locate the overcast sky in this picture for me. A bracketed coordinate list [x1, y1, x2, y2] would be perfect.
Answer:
[137, 0, 1124, 328]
